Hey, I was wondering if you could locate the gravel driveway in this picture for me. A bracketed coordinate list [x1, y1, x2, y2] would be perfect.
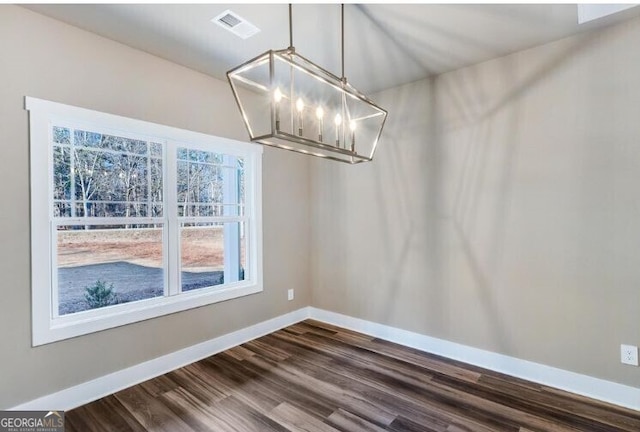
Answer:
[58, 261, 223, 315]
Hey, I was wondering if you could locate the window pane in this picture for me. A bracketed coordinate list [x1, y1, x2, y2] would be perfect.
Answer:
[52, 126, 163, 218]
[72, 150, 151, 217]
[181, 222, 224, 291]
[150, 142, 163, 157]
[53, 126, 71, 145]
[56, 224, 164, 316]
[176, 149, 244, 218]
[177, 160, 222, 217]
[54, 202, 72, 218]
[180, 221, 246, 291]
[222, 164, 244, 217]
[238, 159, 245, 209]
[150, 147, 163, 219]
[53, 146, 71, 201]
[75, 130, 147, 154]
[238, 221, 247, 281]
[177, 167, 222, 216]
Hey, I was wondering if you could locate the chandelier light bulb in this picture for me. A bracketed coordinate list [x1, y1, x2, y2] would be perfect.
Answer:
[334, 113, 342, 147]
[350, 120, 357, 150]
[296, 98, 305, 136]
[274, 88, 282, 131]
[316, 107, 324, 142]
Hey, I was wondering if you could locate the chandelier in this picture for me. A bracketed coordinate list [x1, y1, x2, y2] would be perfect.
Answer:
[227, 4, 387, 164]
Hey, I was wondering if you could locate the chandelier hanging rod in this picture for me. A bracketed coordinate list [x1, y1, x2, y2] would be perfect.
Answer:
[288, 3, 346, 82]
[341, 4, 345, 82]
[289, 4, 293, 49]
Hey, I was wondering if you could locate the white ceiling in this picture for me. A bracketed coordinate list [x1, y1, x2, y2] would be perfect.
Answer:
[24, 4, 640, 94]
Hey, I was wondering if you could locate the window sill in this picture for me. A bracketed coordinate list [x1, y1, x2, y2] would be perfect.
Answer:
[34, 281, 263, 346]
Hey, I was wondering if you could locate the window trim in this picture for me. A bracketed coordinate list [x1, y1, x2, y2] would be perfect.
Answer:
[26, 97, 263, 346]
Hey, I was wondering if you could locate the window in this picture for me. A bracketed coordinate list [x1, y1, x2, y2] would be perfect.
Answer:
[27, 97, 263, 346]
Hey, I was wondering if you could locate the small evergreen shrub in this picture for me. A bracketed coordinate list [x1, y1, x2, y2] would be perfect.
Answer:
[84, 279, 118, 309]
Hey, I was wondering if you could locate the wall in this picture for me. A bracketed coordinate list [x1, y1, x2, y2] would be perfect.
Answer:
[0, 5, 310, 408]
[311, 15, 640, 387]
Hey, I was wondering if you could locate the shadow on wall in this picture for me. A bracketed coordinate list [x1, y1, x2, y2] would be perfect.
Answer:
[437, 29, 601, 352]
[313, 21, 608, 353]
[370, 79, 443, 330]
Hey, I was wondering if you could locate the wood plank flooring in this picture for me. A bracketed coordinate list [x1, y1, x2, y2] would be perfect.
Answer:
[66, 320, 640, 432]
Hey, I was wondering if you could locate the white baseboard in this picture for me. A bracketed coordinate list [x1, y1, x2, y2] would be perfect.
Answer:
[12, 306, 639, 412]
[11, 307, 311, 411]
[308, 307, 640, 411]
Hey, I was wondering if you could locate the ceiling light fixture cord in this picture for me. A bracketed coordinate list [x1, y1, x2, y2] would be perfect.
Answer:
[289, 3, 293, 49]
[341, 3, 345, 82]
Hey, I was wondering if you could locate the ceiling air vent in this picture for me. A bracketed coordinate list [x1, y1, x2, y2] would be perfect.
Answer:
[212, 10, 260, 39]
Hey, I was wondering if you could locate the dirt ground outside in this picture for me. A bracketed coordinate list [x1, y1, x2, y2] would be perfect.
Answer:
[57, 226, 227, 269]
[57, 226, 243, 315]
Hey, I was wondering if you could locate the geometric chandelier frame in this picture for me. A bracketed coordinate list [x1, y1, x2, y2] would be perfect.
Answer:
[227, 5, 387, 164]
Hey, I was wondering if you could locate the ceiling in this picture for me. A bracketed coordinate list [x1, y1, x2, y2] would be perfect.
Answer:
[24, 4, 640, 94]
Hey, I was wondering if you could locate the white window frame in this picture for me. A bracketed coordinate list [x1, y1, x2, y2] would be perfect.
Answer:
[26, 97, 263, 346]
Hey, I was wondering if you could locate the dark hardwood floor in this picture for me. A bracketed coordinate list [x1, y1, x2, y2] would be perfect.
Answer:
[66, 320, 640, 432]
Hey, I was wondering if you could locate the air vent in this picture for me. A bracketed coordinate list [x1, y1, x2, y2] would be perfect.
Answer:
[212, 10, 260, 39]
[219, 13, 241, 28]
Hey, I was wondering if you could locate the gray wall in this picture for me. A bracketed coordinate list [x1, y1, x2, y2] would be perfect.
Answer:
[311, 16, 640, 387]
[0, 6, 310, 408]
